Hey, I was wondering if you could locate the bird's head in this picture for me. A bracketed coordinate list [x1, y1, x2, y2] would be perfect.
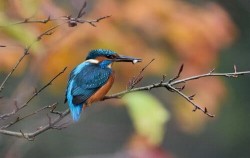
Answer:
[85, 49, 142, 68]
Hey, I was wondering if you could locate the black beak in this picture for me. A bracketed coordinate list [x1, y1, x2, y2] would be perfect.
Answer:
[114, 55, 142, 64]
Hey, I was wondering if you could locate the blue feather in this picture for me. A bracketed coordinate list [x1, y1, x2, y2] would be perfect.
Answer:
[67, 80, 82, 122]
[65, 60, 112, 122]
[69, 102, 82, 122]
[86, 49, 117, 60]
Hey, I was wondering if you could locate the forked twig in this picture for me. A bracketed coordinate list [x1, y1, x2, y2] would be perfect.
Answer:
[0, 109, 70, 140]
[3, 1, 110, 28]
[127, 59, 155, 90]
[0, 103, 58, 129]
[0, 67, 67, 120]
[1, 63, 250, 139]
[0, 24, 61, 93]
[1, 0, 250, 140]
[168, 85, 214, 117]
[0, 1, 112, 140]
[105, 64, 250, 117]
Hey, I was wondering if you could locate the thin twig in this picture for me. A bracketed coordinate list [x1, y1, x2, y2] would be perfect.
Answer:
[104, 67, 250, 116]
[170, 71, 250, 86]
[168, 85, 215, 117]
[77, 1, 87, 18]
[76, 15, 111, 27]
[36, 24, 62, 41]
[1, 66, 250, 139]
[127, 59, 155, 90]
[11, 16, 54, 25]
[168, 64, 184, 83]
[0, 24, 61, 94]
[0, 109, 70, 140]
[3, 2, 110, 28]
[0, 52, 28, 93]
[0, 0, 249, 140]
[0, 103, 58, 129]
[0, 67, 67, 120]
[0, 1, 111, 140]
[160, 74, 167, 84]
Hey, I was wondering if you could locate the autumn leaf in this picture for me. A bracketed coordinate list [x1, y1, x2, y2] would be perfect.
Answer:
[123, 92, 170, 145]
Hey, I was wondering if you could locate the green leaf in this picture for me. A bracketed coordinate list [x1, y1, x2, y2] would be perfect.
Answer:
[123, 92, 170, 145]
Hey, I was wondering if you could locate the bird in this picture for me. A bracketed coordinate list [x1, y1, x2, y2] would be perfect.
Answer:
[65, 49, 142, 122]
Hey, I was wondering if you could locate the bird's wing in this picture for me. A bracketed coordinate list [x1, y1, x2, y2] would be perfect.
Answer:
[67, 63, 112, 105]
[64, 70, 75, 103]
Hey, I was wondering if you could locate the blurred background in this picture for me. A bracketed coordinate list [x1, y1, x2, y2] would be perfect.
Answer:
[0, 0, 250, 157]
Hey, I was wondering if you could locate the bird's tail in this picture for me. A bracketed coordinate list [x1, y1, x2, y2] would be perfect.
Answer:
[69, 103, 82, 122]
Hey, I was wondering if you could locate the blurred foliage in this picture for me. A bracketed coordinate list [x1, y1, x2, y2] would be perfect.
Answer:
[124, 92, 170, 146]
[0, 0, 236, 131]
[1, 0, 249, 158]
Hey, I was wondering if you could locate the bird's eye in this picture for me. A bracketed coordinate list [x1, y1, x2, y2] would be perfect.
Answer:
[108, 55, 116, 59]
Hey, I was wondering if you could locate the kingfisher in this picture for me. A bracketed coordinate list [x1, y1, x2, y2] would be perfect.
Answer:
[65, 49, 142, 122]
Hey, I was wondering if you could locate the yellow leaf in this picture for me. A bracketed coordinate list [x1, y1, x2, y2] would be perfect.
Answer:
[123, 92, 170, 145]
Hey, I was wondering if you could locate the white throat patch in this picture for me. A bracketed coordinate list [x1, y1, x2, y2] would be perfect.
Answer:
[86, 59, 99, 64]
[108, 63, 112, 68]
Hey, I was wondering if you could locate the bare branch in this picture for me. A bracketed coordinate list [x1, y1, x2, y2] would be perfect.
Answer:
[160, 74, 167, 84]
[1, 0, 249, 140]
[20, 130, 34, 141]
[76, 15, 111, 27]
[127, 59, 155, 90]
[233, 65, 238, 77]
[12, 16, 52, 25]
[36, 24, 61, 41]
[0, 1, 112, 140]
[170, 70, 250, 86]
[167, 85, 215, 117]
[209, 68, 216, 74]
[0, 24, 60, 94]
[0, 51, 29, 93]
[0, 67, 67, 120]
[77, 1, 87, 18]
[50, 105, 63, 116]
[1, 65, 250, 139]
[169, 64, 184, 83]
[0, 109, 70, 140]
[0, 117, 20, 129]
[0, 103, 58, 129]
[29, 109, 70, 138]
[4, 2, 110, 28]
[188, 94, 196, 100]
[104, 66, 250, 116]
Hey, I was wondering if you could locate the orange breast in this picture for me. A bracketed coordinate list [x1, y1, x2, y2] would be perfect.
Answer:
[86, 71, 115, 105]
